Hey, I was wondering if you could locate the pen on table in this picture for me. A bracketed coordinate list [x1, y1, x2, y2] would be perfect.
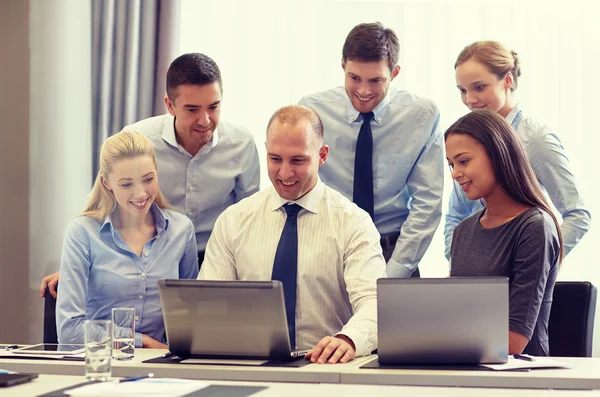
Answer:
[4, 345, 18, 351]
[113, 373, 154, 383]
[513, 354, 534, 362]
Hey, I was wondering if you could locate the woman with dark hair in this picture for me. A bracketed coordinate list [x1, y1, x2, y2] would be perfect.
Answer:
[444, 40, 590, 260]
[446, 109, 562, 356]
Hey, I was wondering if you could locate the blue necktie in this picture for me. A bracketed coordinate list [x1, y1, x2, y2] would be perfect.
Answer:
[271, 204, 302, 349]
[353, 112, 375, 219]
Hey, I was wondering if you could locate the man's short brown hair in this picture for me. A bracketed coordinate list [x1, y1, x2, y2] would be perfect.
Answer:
[342, 22, 399, 71]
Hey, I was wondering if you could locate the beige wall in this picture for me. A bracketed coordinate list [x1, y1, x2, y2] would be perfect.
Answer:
[0, 0, 92, 343]
[0, 0, 30, 342]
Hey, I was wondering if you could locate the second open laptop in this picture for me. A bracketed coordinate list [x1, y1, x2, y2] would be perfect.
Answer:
[157, 279, 308, 361]
[377, 277, 509, 365]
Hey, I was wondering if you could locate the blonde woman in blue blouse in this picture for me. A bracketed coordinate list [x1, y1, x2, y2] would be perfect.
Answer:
[56, 131, 198, 348]
[444, 40, 590, 260]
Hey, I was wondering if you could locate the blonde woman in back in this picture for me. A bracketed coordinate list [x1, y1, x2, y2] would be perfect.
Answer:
[444, 40, 590, 260]
[56, 131, 198, 348]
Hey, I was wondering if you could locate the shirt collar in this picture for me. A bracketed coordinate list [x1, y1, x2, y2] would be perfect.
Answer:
[269, 178, 325, 214]
[161, 115, 220, 156]
[344, 89, 391, 125]
[505, 104, 522, 125]
[100, 203, 169, 235]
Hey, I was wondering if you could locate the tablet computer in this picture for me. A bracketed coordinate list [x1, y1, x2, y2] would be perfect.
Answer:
[11, 343, 85, 355]
[0, 373, 39, 387]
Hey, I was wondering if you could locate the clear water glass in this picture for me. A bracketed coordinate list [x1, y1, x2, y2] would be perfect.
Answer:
[84, 319, 112, 381]
[112, 307, 135, 360]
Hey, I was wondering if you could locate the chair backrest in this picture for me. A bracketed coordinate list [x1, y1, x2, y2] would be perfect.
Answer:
[43, 284, 58, 344]
[548, 281, 597, 357]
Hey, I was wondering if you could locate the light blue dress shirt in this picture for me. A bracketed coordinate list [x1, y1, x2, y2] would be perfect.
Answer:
[300, 86, 444, 278]
[56, 204, 199, 347]
[444, 105, 591, 259]
[122, 115, 260, 252]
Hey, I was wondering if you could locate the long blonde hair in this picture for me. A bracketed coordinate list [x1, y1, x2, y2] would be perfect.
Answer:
[455, 40, 521, 91]
[82, 131, 169, 222]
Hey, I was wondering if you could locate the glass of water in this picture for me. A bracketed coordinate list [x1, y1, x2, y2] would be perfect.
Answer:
[84, 319, 112, 381]
[112, 307, 135, 360]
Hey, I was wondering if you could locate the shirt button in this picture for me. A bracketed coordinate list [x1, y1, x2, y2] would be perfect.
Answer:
[138, 295, 143, 299]
[140, 272, 146, 277]
[189, 185, 194, 191]
[143, 251, 149, 257]
[135, 315, 140, 321]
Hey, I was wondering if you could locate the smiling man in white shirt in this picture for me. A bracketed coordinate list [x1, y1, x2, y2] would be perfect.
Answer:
[199, 105, 386, 364]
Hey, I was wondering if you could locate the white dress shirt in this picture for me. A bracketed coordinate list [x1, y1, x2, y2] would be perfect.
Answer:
[299, 86, 444, 278]
[199, 179, 386, 357]
[122, 114, 260, 252]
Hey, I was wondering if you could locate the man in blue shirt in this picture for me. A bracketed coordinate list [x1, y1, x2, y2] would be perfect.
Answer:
[299, 23, 443, 278]
[41, 53, 260, 297]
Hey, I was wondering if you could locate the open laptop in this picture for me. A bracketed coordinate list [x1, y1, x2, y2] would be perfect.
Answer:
[157, 279, 308, 361]
[377, 277, 508, 365]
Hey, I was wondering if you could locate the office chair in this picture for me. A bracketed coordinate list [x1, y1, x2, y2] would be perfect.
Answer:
[43, 284, 58, 343]
[548, 281, 596, 357]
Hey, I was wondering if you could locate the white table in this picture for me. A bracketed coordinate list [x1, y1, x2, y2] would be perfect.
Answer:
[4, 374, 600, 397]
[3, 349, 600, 390]
[0, 348, 370, 384]
[342, 356, 600, 390]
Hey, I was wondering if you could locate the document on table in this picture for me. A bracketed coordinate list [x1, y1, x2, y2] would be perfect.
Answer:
[481, 356, 570, 371]
[0, 351, 85, 359]
[65, 378, 209, 396]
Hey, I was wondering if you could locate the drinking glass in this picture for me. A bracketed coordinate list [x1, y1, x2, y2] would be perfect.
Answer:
[84, 319, 112, 381]
[112, 307, 135, 360]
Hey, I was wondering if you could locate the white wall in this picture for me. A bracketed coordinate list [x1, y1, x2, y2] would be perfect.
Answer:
[27, 0, 93, 342]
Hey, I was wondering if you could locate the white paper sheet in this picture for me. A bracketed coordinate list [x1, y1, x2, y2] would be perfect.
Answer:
[65, 378, 209, 397]
[481, 356, 570, 371]
[0, 351, 85, 359]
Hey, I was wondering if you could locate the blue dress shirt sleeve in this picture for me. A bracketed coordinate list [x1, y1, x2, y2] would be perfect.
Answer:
[56, 219, 94, 345]
[234, 138, 260, 202]
[179, 219, 200, 279]
[526, 129, 591, 256]
[386, 111, 444, 278]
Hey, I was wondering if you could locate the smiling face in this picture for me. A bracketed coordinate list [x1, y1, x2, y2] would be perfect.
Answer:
[266, 118, 328, 201]
[165, 82, 222, 155]
[101, 156, 159, 223]
[343, 59, 399, 113]
[445, 133, 501, 201]
[455, 59, 513, 117]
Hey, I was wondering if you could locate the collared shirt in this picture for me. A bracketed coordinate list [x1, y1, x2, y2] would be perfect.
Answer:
[122, 114, 260, 251]
[299, 87, 444, 278]
[56, 204, 199, 347]
[198, 180, 386, 357]
[444, 104, 591, 259]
